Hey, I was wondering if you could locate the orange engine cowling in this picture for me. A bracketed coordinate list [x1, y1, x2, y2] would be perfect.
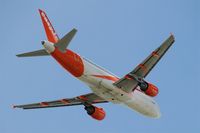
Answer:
[144, 83, 159, 97]
[139, 82, 159, 97]
[84, 105, 106, 121]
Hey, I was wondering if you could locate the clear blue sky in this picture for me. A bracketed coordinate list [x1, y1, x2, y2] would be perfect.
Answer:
[0, 0, 199, 133]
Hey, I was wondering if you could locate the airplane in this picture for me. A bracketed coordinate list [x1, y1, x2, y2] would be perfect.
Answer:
[13, 9, 175, 121]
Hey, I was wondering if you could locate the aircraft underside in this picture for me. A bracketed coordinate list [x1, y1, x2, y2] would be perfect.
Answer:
[14, 9, 174, 121]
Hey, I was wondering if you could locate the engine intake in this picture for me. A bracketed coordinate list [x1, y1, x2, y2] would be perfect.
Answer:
[139, 82, 159, 97]
[84, 105, 106, 121]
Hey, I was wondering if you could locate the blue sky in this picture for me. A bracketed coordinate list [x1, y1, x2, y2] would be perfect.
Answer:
[0, 0, 199, 133]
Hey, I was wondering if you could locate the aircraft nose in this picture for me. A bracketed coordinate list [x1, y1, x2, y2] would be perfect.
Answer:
[154, 110, 161, 118]
[152, 105, 161, 118]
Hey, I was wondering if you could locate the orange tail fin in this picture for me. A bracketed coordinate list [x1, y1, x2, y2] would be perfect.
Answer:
[39, 9, 59, 43]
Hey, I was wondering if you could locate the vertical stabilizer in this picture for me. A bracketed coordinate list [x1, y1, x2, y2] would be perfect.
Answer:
[38, 9, 59, 43]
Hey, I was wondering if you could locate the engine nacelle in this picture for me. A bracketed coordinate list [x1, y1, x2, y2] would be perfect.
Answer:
[139, 82, 159, 97]
[84, 105, 106, 121]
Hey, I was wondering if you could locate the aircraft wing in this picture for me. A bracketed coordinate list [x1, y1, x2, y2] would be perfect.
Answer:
[114, 34, 175, 93]
[13, 93, 107, 109]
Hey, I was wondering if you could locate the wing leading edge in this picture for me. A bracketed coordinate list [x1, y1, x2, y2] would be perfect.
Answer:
[114, 34, 175, 93]
[13, 93, 108, 109]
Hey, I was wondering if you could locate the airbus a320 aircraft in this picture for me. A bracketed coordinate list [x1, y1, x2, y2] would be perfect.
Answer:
[13, 9, 175, 121]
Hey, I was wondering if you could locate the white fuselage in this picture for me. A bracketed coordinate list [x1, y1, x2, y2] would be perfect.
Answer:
[78, 57, 161, 118]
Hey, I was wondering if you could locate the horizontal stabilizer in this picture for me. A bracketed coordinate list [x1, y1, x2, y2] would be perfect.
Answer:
[55, 28, 77, 53]
[16, 49, 49, 57]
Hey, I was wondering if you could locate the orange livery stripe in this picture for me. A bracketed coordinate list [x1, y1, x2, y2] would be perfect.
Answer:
[92, 75, 119, 82]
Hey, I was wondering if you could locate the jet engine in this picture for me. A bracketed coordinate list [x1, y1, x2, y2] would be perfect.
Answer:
[84, 105, 106, 121]
[138, 81, 159, 97]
